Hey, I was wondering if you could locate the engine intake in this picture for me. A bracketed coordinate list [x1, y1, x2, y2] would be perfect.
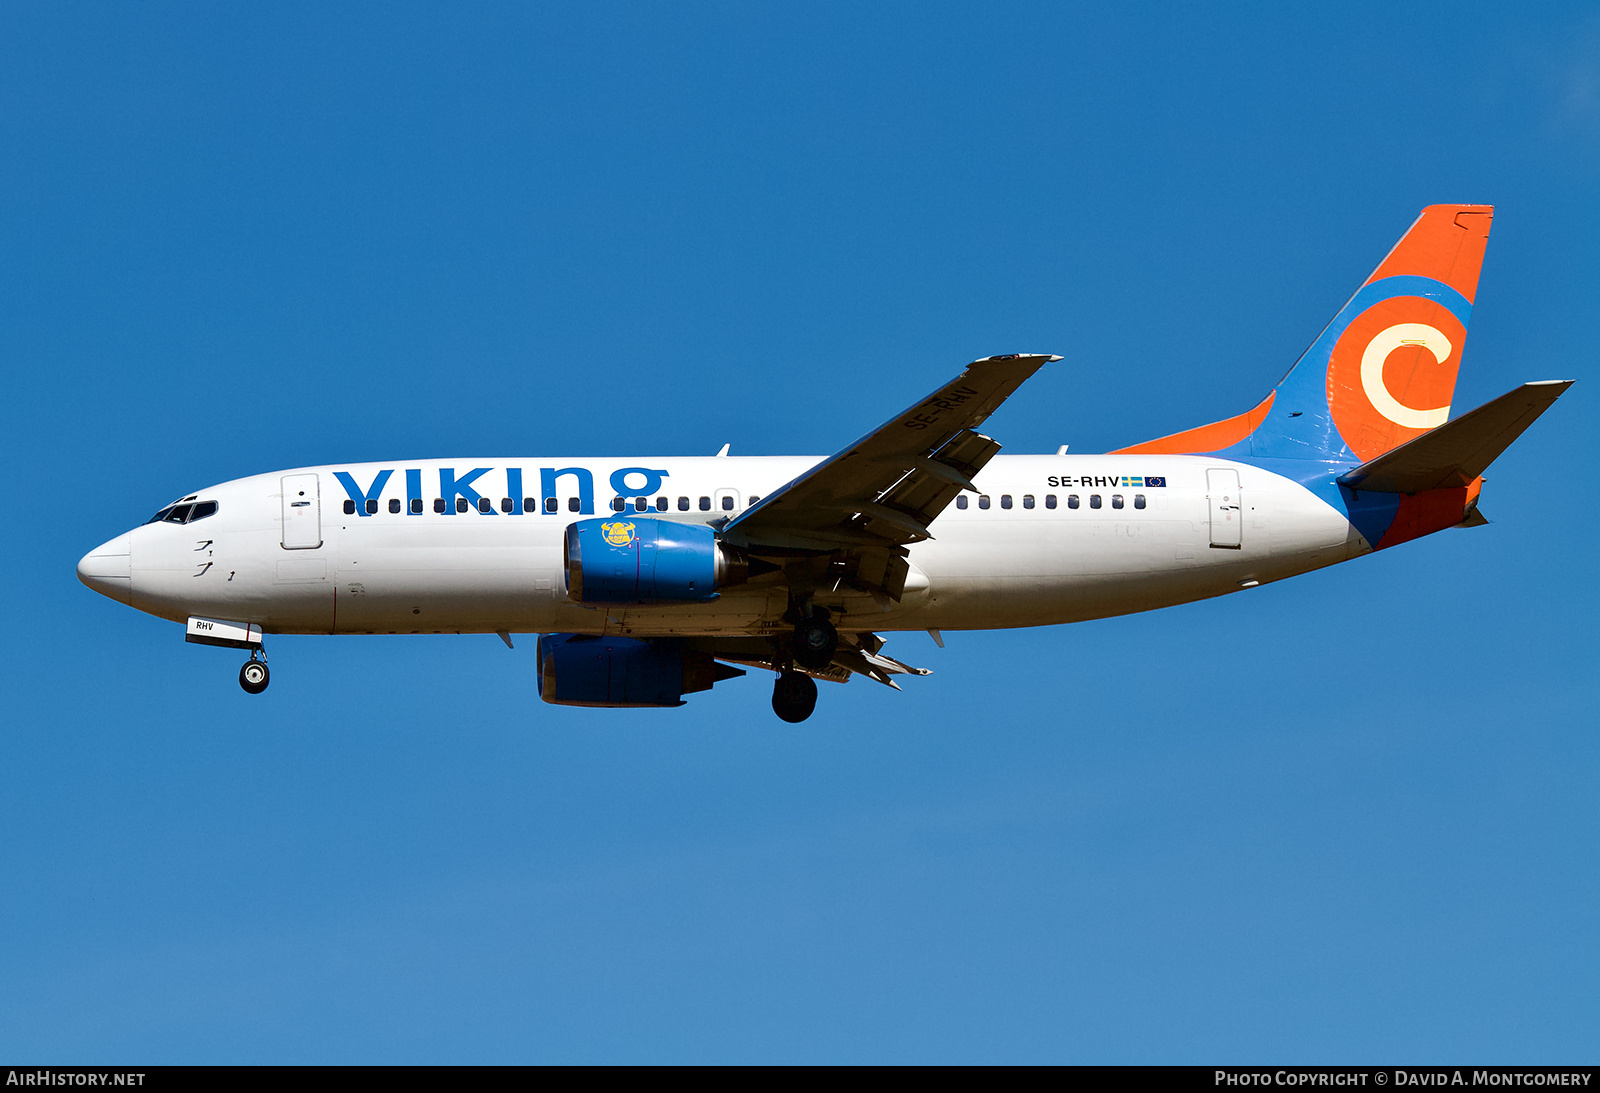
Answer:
[563, 517, 748, 604]
[536, 634, 744, 707]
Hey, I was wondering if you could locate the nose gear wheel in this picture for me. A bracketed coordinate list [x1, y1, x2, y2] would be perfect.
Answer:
[239, 655, 269, 695]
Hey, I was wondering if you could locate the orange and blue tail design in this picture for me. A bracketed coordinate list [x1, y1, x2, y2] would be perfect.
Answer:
[1113, 204, 1495, 549]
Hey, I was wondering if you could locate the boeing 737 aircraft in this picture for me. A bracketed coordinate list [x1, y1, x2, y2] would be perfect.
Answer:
[78, 205, 1568, 721]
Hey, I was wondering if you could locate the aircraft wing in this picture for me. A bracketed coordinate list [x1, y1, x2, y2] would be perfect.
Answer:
[721, 353, 1059, 573]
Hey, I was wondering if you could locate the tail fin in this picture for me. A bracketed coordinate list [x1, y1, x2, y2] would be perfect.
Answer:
[1115, 204, 1494, 462]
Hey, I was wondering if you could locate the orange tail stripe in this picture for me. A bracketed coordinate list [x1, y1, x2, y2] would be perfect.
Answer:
[1110, 390, 1274, 456]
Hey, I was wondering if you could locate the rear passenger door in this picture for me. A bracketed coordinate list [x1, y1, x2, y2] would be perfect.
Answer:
[1206, 468, 1242, 549]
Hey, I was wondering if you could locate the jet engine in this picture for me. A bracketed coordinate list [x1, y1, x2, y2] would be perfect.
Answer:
[536, 633, 744, 708]
[563, 517, 748, 604]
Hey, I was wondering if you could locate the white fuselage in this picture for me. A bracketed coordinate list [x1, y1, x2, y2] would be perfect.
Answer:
[99, 454, 1366, 639]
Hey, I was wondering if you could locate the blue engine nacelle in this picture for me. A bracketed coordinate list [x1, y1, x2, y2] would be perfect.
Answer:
[563, 517, 748, 604]
[536, 633, 745, 708]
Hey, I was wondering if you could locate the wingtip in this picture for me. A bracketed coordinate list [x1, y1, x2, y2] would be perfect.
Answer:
[977, 353, 1062, 364]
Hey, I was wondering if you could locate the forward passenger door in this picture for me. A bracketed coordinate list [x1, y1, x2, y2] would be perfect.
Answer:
[281, 474, 323, 549]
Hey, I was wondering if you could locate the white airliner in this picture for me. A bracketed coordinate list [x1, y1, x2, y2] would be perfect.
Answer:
[77, 205, 1569, 721]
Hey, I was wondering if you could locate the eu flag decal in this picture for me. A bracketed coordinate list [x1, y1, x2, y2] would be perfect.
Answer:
[1144, 476, 1167, 487]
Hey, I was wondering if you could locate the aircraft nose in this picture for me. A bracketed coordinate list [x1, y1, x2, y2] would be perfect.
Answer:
[77, 533, 133, 604]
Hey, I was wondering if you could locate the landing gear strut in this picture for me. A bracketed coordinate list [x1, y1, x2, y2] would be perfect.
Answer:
[239, 651, 270, 695]
[772, 670, 818, 723]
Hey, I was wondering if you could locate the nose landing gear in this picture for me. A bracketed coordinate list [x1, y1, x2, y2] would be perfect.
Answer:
[239, 651, 269, 694]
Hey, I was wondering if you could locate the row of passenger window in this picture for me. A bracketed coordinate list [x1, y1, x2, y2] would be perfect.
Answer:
[611, 494, 759, 513]
[956, 493, 1147, 511]
[339, 491, 1149, 516]
[341, 495, 765, 516]
[146, 500, 219, 525]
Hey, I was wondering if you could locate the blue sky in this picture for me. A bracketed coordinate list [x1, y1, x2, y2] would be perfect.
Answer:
[3, 2, 1597, 1063]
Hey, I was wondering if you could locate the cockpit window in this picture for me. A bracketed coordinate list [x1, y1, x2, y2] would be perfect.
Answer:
[148, 500, 218, 524]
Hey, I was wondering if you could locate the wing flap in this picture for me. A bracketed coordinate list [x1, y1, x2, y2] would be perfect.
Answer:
[725, 354, 1057, 552]
[867, 429, 1005, 539]
[688, 632, 932, 689]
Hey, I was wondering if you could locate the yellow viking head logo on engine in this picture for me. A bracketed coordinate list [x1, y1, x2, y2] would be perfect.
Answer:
[601, 521, 637, 546]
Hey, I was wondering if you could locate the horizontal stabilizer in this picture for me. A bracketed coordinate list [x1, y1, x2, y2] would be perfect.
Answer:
[1337, 380, 1573, 493]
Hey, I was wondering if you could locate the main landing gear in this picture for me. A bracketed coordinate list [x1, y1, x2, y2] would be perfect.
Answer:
[239, 650, 270, 695]
[792, 607, 838, 671]
[772, 671, 818, 723]
[771, 604, 835, 722]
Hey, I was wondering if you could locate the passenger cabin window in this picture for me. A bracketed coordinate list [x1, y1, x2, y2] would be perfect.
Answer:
[390, 499, 402, 514]
[749, 495, 760, 505]
[434, 498, 446, 513]
[500, 497, 513, 514]
[366, 499, 378, 515]
[523, 497, 536, 513]
[1045, 494, 1057, 509]
[956, 495, 969, 510]
[678, 496, 690, 511]
[656, 496, 668, 511]
[412, 499, 425, 514]
[1090, 495, 1102, 509]
[699, 496, 712, 511]
[612, 497, 626, 512]
[545, 497, 558, 514]
[568, 498, 580, 512]
[721, 496, 734, 511]
[1134, 494, 1146, 510]
[1112, 495, 1124, 509]
[635, 497, 648, 512]
[456, 498, 469, 514]
[1001, 495, 1013, 509]
[1068, 494, 1080, 509]
[978, 495, 991, 510]
[1023, 494, 1035, 509]
[343, 500, 356, 515]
